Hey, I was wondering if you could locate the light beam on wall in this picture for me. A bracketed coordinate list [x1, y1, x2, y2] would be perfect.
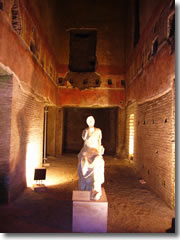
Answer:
[26, 142, 41, 187]
[129, 114, 134, 157]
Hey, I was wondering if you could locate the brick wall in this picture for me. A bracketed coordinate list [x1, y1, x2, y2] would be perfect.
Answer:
[9, 75, 44, 200]
[135, 90, 175, 207]
[125, 91, 175, 208]
[0, 70, 45, 203]
[172, 79, 175, 207]
[0, 74, 12, 203]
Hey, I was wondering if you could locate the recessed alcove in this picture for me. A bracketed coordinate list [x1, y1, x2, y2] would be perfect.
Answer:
[68, 29, 97, 72]
[0, 0, 3, 10]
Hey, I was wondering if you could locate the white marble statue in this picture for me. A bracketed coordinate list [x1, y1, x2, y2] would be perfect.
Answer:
[78, 116, 105, 200]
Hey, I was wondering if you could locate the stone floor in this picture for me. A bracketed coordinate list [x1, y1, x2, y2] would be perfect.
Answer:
[0, 154, 175, 233]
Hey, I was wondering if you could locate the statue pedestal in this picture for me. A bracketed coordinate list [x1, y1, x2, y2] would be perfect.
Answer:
[72, 188, 108, 233]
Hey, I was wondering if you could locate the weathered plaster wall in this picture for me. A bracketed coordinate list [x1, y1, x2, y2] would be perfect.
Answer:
[126, 46, 175, 104]
[125, 0, 168, 61]
[25, 0, 127, 74]
[125, 0, 175, 102]
[0, 8, 57, 104]
[57, 88, 125, 107]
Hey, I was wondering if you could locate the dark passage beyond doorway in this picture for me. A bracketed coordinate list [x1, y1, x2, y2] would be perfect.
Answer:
[63, 107, 118, 155]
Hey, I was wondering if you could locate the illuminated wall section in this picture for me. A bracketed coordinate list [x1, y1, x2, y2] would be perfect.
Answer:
[129, 114, 134, 158]
[126, 103, 137, 161]
[25, 134, 43, 187]
[9, 75, 44, 200]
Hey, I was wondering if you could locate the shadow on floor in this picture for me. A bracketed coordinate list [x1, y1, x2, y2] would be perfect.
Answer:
[0, 181, 77, 233]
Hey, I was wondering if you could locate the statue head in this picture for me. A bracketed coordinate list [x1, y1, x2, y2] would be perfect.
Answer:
[86, 116, 95, 127]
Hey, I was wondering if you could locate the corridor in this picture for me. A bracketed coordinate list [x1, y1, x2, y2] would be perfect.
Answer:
[0, 155, 174, 233]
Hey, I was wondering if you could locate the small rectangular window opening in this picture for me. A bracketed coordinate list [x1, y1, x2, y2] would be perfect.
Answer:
[134, 0, 140, 47]
[0, 1, 3, 10]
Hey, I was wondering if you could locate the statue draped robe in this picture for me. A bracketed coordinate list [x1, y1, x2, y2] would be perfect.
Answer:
[78, 127, 105, 199]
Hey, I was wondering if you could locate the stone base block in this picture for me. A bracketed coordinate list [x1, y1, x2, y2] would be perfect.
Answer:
[72, 188, 108, 233]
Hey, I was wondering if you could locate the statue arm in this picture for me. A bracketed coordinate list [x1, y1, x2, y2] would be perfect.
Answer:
[98, 129, 105, 155]
[98, 129, 102, 147]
